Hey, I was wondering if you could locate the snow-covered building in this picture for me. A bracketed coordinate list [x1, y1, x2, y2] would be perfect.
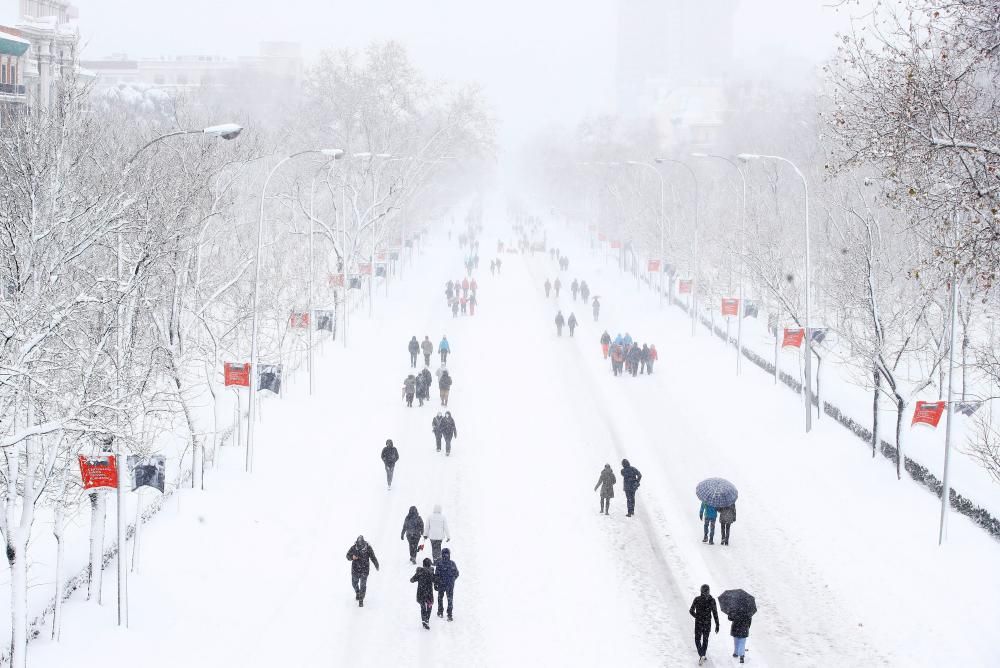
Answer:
[81, 42, 304, 91]
[616, 0, 736, 151]
[0, 0, 79, 118]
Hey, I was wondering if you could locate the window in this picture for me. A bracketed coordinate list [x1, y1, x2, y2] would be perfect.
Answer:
[2, 64, 6, 85]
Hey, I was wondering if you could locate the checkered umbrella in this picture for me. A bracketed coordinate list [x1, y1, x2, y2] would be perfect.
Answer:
[696, 478, 739, 508]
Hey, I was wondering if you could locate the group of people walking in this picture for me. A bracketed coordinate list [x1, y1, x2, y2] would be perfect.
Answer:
[699, 500, 737, 546]
[445, 278, 479, 317]
[600, 332, 658, 377]
[403, 336, 453, 407]
[399, 505, 460, 627]
[689, 585, 754, 664]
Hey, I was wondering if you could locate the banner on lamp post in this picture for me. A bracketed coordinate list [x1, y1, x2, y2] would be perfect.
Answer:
[721, 298, 740, 317]
[127, 455, 165, 493]
[315, 310, 335, 332]
[598, 232, 607, 242]
[359, 263, 372, 276]
[678, 279, 693, 295]
[647, 259, 661, 272]
[329, 274, 345, 288]
[610, 240, 622, 249]
[289, 312, 310, 329]
[79, 455, 119, 491]
[224, 362, 251, 387]
[258, 364, 283, 394]
[911, 401, 946, 428]
[782, 328, 804, 348]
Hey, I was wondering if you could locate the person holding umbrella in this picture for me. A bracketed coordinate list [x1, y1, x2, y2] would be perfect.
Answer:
[696, 478, 739, 546]
[689, 584, 720, 665]
[719, 589, 756, 664]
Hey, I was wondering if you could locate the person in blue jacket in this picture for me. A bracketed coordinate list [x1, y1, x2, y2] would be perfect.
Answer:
[613, 333, 624, 347]
[700, 502, 718, 545]
[433, 547, 460, 621]
[439, 336, 451, 364]
[623, 332, 633, 347]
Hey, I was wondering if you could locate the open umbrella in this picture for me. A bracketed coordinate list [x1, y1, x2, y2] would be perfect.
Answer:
[719, 589, 757, 617]
[696, 478, 738, 508]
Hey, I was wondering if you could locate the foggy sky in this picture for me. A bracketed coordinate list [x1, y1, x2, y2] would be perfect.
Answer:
[72, 0, 854, 145]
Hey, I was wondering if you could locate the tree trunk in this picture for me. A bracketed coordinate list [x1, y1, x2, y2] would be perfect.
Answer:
[8, 539, 27, 668]
[872, 366, 880, 458]
[961, 333, 968, 401]
[87, 492, 106, 602]
[895, 396, 906, 481]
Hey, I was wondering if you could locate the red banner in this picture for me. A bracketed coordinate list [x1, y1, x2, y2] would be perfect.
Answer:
[329, 274, 345, 288]
[648, 259, 661, 272]
[912, 401, 946, 428]
[721, 298, 740, 317]
[359, 263, 372, 276]
[79, 455, 118, 490]
[289, 312, 310, 329]
[224, 362, 250, 387]
[376, 252, 387, 262]
[678, 279, 693, 295]
[782, 328, 804, 348]
[610, 240, 622, 249]
[598, 232, 607, 242]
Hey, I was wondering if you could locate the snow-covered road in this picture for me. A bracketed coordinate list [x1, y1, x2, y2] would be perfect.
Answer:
[30, 207, 1000, 668]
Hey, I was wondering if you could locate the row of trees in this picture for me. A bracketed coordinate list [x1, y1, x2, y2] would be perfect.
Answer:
[0, 42, 493, 667]
[530, 1, 998, 490]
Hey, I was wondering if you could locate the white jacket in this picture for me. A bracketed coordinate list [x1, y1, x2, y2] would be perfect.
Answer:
[425, 505, 450, 541]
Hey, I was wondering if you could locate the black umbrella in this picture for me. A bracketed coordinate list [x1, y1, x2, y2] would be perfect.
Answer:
[719, 589, 757, 617]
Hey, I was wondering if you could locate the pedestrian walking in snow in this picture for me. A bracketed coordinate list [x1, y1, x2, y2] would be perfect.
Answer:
[580, 281, 590, 303]
[402, 374, 416, 407]
[490, 259, 496, 275]
[627, 344, 641, 377]
[416, 368, 432, 407]
[451, 298, 459, 317]
[411, 557, 436, 629]
[610, 343, 625, 376]
[640, 344, 650, 374]
[408, 336, 420, 368]
[728, 608, 753, 663]
[421, 336, 433, 366]
[446, 285, 454, 302]
[555, 311, 565, 337]
[554, 277, 562, 297]
[423, 504, 451, 563]
[381, 439, 399, 490]
[460, 294, 468, 315]
[544, 278, 552, 297]
[700, 501, 718, 545]
[592, 296, 600, 321]
[439, 370, 453, 406]
[440, 411, 457, 455]
[439, 336, 451, 365]
[621, 459, 642, 517]
[346, 536, 379, 607]
[594, 464, 616, 515]
[571, 278, 580, 301]
[469, 293, 477, 315]
[470, 278, 478, 294]
[718, 504, 736, 546]
[432, 412, 445, 452]
[434, 547, 460, 621]
[568, 313, 578, 337]
[600, 331, 611, 359]
[647, 344, 658, 374]
[461, 277, 469, 297]
[495, 258, 502, 274]
[690, 584, 720, 664]
[401, 506, 425, 564]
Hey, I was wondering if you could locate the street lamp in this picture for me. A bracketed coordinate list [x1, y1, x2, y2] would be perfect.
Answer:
[126, 123, 243, 166]
[692, 153, 748, 375]
[655, 158, 700, 336]
[307, 149, 345, 395]
[737, 152, 812, 433]
[248, 148, 342, 473]
[625, 161, 667, 308]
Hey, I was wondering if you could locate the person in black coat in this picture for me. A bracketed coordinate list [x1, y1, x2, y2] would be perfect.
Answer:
[431, 412, 445, 452]
[380, 439, 399, 489]
[621, 459, 642, 517]
[568, 313, 578, 337]
[410, 557, 436, 629]
[729, 609, 753, 662]
[400, 506, 424, 564]
[440, 412, 458, 455]
[439, 370, 453, 406]
[594, 464, 616, 515]
[408, 336, 420, 368]
[690, 584, 720, 664]
[544, 278, 552, 297]
[346, 536, 379, 607]
[555, 311, 565, 336]
[433, 547, 460, 621]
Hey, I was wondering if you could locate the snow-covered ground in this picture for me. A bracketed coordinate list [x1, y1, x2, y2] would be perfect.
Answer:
[28, 204, 1000, 667]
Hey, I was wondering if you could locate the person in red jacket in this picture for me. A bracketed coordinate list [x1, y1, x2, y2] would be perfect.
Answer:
[647, 344, 659, 374]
